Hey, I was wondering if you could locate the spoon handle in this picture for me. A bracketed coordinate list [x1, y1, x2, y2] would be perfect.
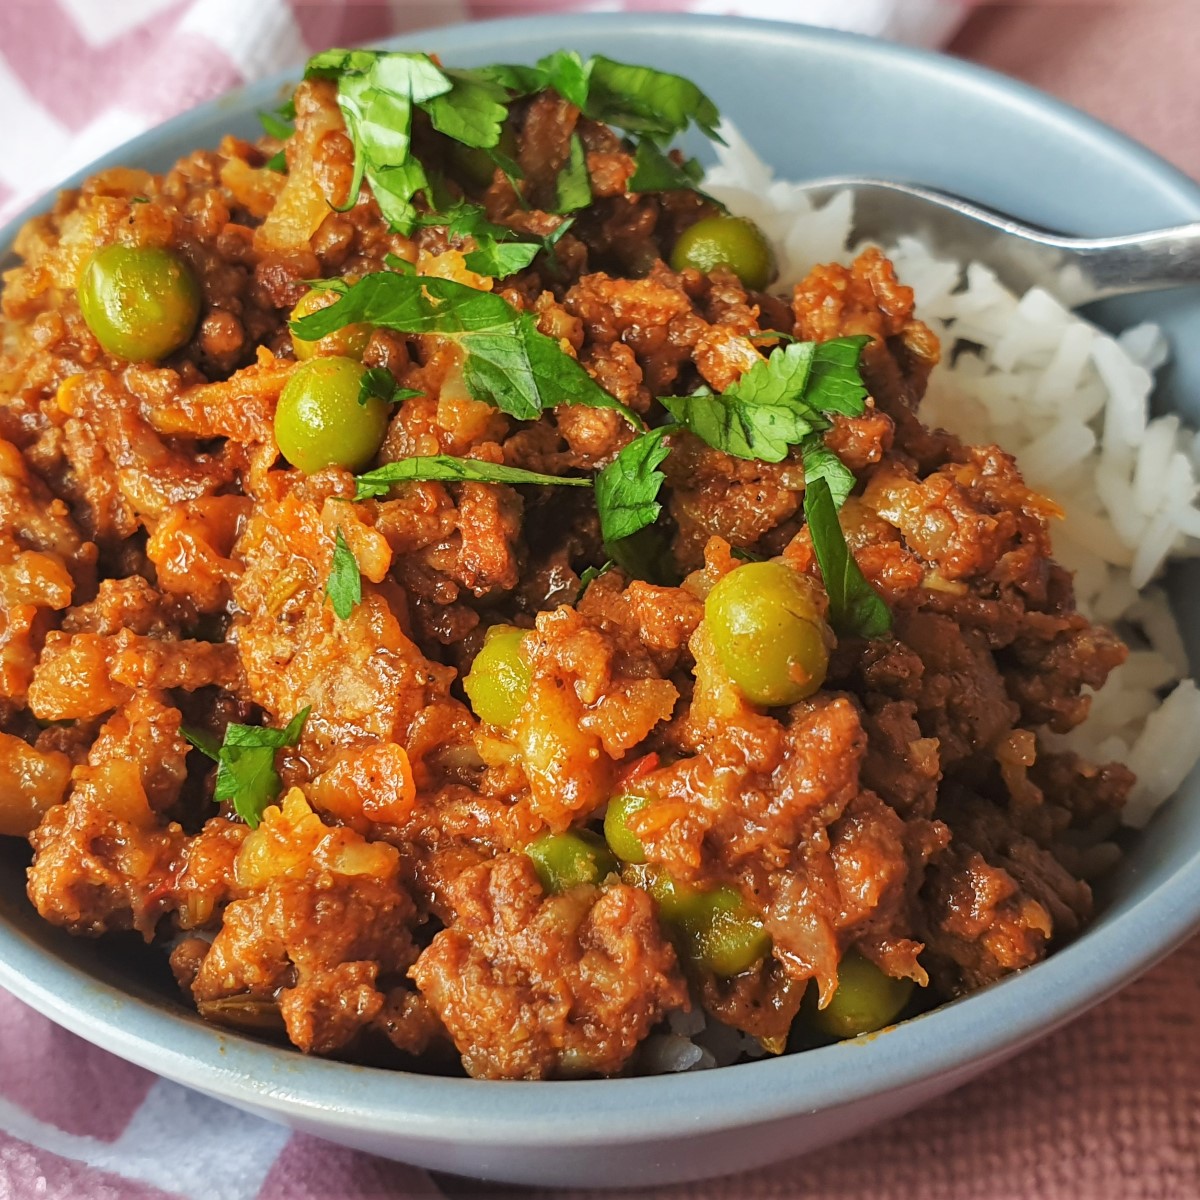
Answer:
[1068, 223, 1200, 302]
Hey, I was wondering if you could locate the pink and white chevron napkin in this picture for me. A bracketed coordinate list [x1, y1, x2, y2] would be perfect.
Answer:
[0, 0, 966, 227]
[3, 3, 1199, 1200]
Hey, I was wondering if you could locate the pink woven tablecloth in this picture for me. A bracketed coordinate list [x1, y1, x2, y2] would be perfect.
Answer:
[1, 2, 1198, 1197]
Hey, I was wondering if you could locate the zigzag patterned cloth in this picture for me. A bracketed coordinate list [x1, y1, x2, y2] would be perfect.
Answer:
[0, 0, 965, 225]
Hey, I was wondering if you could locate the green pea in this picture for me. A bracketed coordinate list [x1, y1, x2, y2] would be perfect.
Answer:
[809, 950, 914, 1039]
[526, 830, 618, 894]
[648, 873, 771, 977]
[704, 560, 832, 707]
[274, 356, 390, 474]
[290, 287, 373, 362]
[627, 864, 771, 977]
[670, 215, 776, 291]
[604, 791, 654, 864]
[463, 625, 531, 727]
[77, 244, 201, 361]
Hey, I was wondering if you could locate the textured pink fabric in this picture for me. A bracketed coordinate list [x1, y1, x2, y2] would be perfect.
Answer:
[254, 1134, 446, 1200]
[0, 1130, 183, 1200]
[0, 999, 156, 1140]
[1, 2, 1198, 1199]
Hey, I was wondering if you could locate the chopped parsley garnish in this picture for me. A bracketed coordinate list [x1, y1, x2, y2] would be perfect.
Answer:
[290, 271, 641, 427]
[576, 560, 615, 599]
[594, 428, 672, 548]
[304, 48, 724, 234]
[423, 68, 510, 149]
[628, 139, 704, 194]
[183, 708, 311, 828]
[259, 98, 296, 174]
[535, 49, 592, 108]
[552, 133, 592, 214]
[583, 56, 722, 143]
[473, 51, 721, 144]
[258, 97, 296, 141]
[800, 440, 856, 510]
[416, 200, 573, 280]
[462, 239, 541, 278]
[803, 476, 890, 639]
[591, 336, 876, 598]
[325, 527, 362, 619]
[661, 336, 870, 464]
[802, 334, 878, 416]
[358, 365, 420, 407]
[354, 456, 592, 501]
[304, 50, 462, 233]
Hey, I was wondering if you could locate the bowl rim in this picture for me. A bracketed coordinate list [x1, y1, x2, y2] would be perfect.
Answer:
[1, 9, 1199, 1150]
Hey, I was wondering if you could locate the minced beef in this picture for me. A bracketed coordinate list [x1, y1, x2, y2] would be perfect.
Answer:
[0, 70, 1130, 1080]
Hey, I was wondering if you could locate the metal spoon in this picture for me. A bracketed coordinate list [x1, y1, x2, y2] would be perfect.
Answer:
[795, 177, 1200, 307]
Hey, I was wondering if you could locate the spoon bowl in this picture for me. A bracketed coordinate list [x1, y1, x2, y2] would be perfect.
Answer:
[797, 176, 1200, 306]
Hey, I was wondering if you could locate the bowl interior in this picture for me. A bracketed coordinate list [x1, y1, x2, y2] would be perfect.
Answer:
[1, 11, 1199, 1158]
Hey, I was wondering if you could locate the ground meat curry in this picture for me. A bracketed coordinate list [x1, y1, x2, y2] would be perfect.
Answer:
[0, 50, 1132, 1080]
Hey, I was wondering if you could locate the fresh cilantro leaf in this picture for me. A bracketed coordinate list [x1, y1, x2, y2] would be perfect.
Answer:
[425, 68, 509, 149]
[358, 366, 397, 406]
[290, 272, 641, 427]
[463, 238, 541, 278]
[660, 336, 870, 463]
[182, 727, 221, 761]
[263, 150, 288, 174]
[541, 216, 575, 273]
[418, 198, 507, 239]
[628, 138, 704, 193]
[584, 56, 723, 143]
[576, 559, 615, 600]
[800, 438, 856, 510]
[594, 427, 672, 546]
[490, 147, 527, 193]
[383, 252, 416, 274]
[422, 200, 571, 275]
[552, 133, 592, 214]
[661, 381, 821, 464]
[259, 99, 295, 141]
[611, 526, 677, 583]
[536, 49, 592, 108]
[807, 334, 873, 415]
[325, 527, 362, 619]
[355, 456, 592, 501]
[356, 366, 419, 408]
[183, 708, 311, 828]
[308, 48, 726, 233]
[803, 476, 890, 639]
[130, 195, 150, 205]
[473, 63, 546, 95]
[305, 49, 453, 233]
[544, 217, 574, 248]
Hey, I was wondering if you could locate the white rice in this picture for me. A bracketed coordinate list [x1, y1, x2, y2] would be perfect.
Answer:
[703, 124, 1200, 830]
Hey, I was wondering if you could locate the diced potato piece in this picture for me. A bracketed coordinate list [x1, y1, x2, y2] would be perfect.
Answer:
[0, 731, 72, 836]
[309, 743, 416, 827]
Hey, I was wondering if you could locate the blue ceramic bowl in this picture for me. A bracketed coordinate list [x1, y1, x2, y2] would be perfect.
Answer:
[1, 14, 1198, 1190]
